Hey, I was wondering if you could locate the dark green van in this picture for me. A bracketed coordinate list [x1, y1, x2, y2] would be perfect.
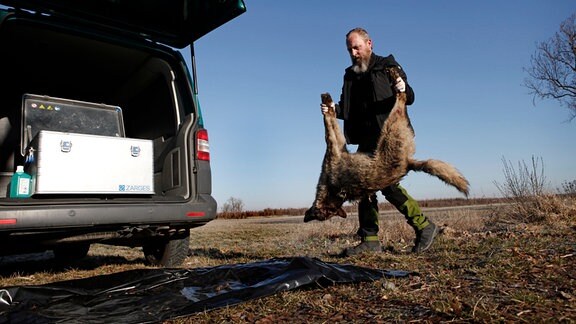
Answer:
[0, 0, 246, 266]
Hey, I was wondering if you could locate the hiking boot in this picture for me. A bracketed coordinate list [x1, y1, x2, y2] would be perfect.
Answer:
[343, 240, 381, 256]
[412, 221, 439, 253]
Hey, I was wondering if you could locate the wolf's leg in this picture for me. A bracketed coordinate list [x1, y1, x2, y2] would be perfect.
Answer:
[375, 68, 408, 155]
[321, 93, 347, 159]
[304, 93, 349, 222]
[308, 95, 339, 215]
[374, 93, 410, 166]
[323, 114, 343, 159]
[330, 114, 347, 151]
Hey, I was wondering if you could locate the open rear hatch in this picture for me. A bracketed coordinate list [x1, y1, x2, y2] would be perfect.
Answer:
[0, 0, 246, 48]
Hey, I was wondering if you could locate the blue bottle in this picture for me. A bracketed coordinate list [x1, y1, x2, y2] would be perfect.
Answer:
[9, 166, 32, 198]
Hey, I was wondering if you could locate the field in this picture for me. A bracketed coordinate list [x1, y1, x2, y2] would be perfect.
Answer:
[1, 201, 575, 323]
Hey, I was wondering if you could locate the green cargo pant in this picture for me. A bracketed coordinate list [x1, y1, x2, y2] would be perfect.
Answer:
[357, 183, 429, 239]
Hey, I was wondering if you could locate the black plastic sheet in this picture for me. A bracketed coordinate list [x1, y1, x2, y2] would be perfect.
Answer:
[0, 257, 413, 323]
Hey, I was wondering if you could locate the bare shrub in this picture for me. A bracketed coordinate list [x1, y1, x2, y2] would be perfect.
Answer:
[218, 197, 246, 218]
[559, 179, 576, 195]
[222, 197, 244, 213]
[493, 156, 575, 224]
[495, 156, 548, 199]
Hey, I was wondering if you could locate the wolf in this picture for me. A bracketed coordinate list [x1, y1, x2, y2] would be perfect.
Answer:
[304, 67, 469, 222]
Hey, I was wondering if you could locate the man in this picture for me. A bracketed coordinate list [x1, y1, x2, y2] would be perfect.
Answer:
[321, 27, 438, 256]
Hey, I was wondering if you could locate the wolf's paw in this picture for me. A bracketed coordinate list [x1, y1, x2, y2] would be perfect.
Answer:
[321, 93, 333, 105]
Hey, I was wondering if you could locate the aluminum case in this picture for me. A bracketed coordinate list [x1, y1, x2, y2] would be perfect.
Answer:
[26, 130, 154, 194]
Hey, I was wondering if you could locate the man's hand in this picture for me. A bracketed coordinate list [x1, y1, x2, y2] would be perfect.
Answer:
[395, 77, 406, 93]
[320, 101, 335, 114]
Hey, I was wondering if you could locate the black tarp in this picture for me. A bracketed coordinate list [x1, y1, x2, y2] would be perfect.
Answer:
[0, 257, 413, 323]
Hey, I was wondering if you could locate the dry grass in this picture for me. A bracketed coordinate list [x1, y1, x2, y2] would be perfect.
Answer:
[1, 199, 575, 323]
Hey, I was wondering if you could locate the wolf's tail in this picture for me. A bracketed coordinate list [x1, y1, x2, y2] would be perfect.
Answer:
[409, 159, 470, 196]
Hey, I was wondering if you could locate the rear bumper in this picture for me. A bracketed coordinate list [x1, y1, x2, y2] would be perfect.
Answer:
[0, 194, 216, 235]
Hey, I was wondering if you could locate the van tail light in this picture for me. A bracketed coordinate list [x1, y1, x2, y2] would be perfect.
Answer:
[196, 129, 210, 161]
[0, 218, 16, 225]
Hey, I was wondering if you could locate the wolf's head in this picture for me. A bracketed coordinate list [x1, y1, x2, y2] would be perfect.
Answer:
[304, 204, 347, 223]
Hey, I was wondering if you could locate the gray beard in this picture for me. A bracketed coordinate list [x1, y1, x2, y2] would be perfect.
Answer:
[351, 59, 369, 74]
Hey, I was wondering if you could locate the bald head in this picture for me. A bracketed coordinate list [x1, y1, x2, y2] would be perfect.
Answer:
[346, 27, 371, 42]
[346, 28, 373, 73]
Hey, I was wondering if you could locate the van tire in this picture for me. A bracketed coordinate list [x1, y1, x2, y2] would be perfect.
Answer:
[143, 229, 190, 267]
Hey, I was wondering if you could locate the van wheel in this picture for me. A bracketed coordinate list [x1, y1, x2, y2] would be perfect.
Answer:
[143, 230, 190, 267]
[53, 243, 90, 261]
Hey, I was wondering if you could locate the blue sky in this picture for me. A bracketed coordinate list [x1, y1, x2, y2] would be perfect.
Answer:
[188, 1, 575, 211]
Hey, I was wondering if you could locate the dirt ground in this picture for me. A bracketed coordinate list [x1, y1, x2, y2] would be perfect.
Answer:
[1, 203, 575, 323]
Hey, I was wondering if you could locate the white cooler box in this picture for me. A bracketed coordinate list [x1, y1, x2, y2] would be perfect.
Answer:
[26, 130, 154, 194]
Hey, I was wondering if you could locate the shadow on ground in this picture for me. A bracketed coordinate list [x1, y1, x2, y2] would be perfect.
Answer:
[0, 252, 144, 277]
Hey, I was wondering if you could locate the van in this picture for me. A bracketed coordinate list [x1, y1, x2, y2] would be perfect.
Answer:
[0, 0, 246, 266]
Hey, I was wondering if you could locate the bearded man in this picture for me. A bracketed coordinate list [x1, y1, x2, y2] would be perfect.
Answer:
[321, 27, 439, 256]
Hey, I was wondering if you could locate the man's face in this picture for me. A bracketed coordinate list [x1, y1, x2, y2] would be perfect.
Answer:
[346, 32, 372, 73]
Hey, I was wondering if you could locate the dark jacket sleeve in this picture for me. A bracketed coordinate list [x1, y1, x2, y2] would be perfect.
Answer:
[335, 75, 350, 120]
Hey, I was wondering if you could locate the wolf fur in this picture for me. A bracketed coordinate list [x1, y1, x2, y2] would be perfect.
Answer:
[304, 67, 469, 222]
